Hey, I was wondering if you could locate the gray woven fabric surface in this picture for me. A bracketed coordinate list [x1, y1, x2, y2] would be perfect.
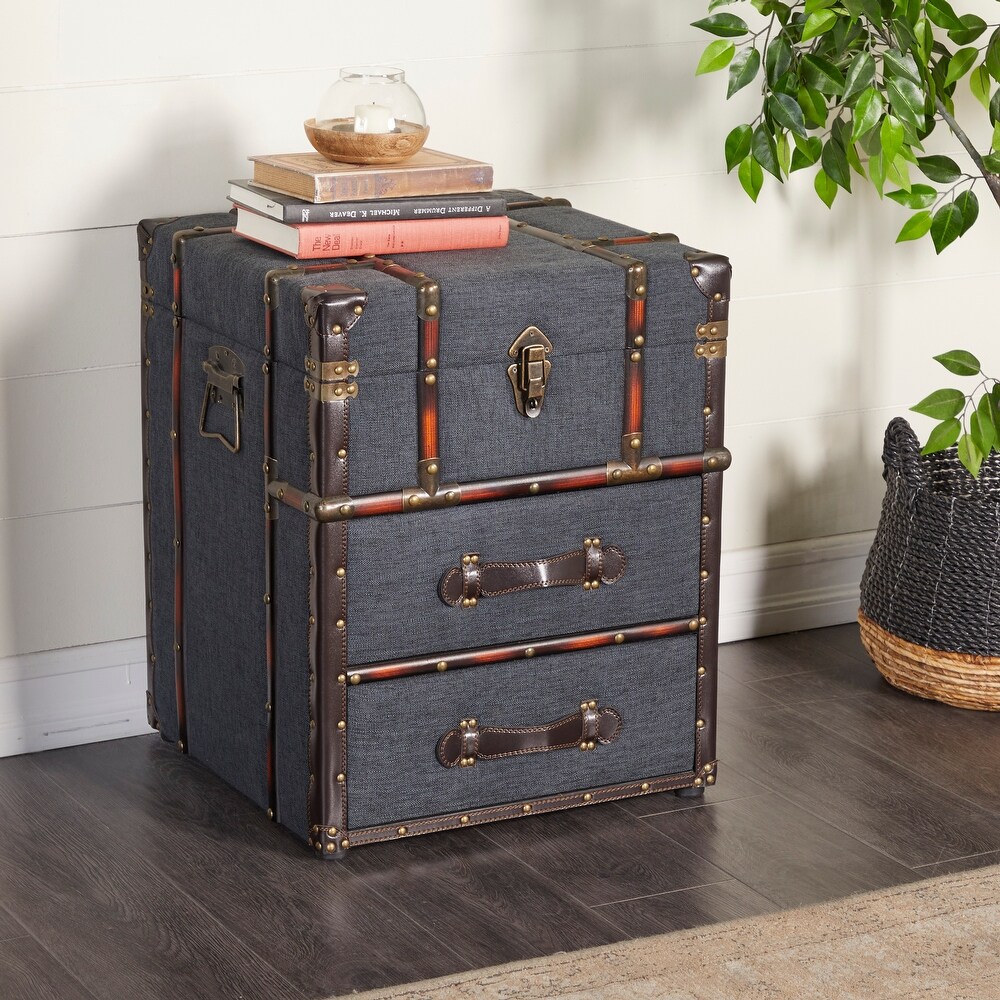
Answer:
[346, 633, 697, 829]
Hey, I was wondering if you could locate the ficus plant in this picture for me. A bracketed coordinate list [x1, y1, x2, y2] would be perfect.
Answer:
[693, 0, 1000, 475]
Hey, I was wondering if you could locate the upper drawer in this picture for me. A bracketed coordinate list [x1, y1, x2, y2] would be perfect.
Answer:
[345, 476, 702, 665]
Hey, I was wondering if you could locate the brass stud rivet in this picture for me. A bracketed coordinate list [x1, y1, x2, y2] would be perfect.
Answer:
[398, 826, 408, 836]
[337, 773, 346, 782]
[263, 594, 271, 604]
[437, 661, 448, 672]
[408, 495, 421, 507]
[425, 304, 439, 317]
[310, 720, 316, 730]
[705, 763, 715, 773]
[337, 673, 346, 683]
[339, 504, 352, 517]
[629, 436, 641, 450]
[277, 488, 285, 499]
[336, 618, 345, 629]
[713, 292, 723, 301]
[262, 362, 269, 374]
[699, 616, 707, 625]
[145, 358, 151, 367]
[341, 839, 350, 849]
[529, 482, 540, 494]
[708, 457, 718, 469]
[641, 782, 651, 792]
[706, 774, 716, 785]
[170, 430, 177, 439]
[612, 469, 623, 480]
[697, 665, 707, 676]
[583, 581, 592, 591]
[337, 720, 346, 730]
[331, 324, 342, 334]
[700, 570, 709, 580]
[630, 350, 642, 363]
[583, 792, 594, 802]
[694, 776, 704, 787]
[266, 808, 274, 820]
[353, 305, 364, 315]
[144, 410, 151, 419]
[704, 406, 712, 416]
[337, 448, 347, 459]
[426, 358, 438, 369]
[446, 491, 458, 503]
[702, 515, 711, 525]
[334, 386, 344, 397]
[690, 266, 700, 277]
[696, 718, 706, 729]
[427, 462, 439, 475]
[634, 284, 646, 295]
[470, 554, 479, 564]
[349, 674, 360, 685]
[309, 615, 316, 626]
[460, 815, 470, 824]
[698, 325, 707, 336]
[334, 364, 344, 376]
[580, 742, 588, 751]
[326, 843, 335, 853]
[462, 554, 471, 566]
[696, 346, 705, 357]
[525, 647, 535, 658]
[614, 633, 625, 644]
[424, 373, 436, 385]
[336, 567, 346, 578]
[709, 345, 718, 355]
[584, 538, 592, 547]
[646, 464, 657, 475]
[303, 501, 310, 512]
[688, 620, 699, 631]
[177, 740, 185, 752]
[174, 642, 181, 652]
[522, 804, 532, 814]
[633, 335, 645, 347]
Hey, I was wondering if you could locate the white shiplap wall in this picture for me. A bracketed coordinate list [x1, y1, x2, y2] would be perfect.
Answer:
[0, 1, 997, 748]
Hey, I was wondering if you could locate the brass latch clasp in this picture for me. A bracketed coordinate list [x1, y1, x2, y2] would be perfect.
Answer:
[199, 346, 244, 453]
[507, 326, 553, 418]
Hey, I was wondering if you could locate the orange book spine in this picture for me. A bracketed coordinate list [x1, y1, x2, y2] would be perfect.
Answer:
[292, 216, 509, 259]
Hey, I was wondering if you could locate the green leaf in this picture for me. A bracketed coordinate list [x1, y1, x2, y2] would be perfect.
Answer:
[724, 124, 753, 173]
[931, 202, 964, 253]
[916, 155, 961, 183]
[790, 134, 822, 171]
[883, 48, 922, 84]
[983, 153, 1000, 174]
[954, 190, 979, 236]
[910, 387, 965, 420]
[958, 433, 983, 478]
[738, 155, 764, 202]
[987, 29, 1000, 83]
[843, 51, 876, 102]
[926, 0, 963, 32]
[869, 150, 887, 197]
[727, 46, 761, 97]
[821, 138, 851, 191]
[776, 131, 791, 176]
[696, 39, 736, 75]
[896, 210, 933, 242]
[920, 418, 961, 455]
[887, 184, 936, 209]
[975, 395, 997, 455]
[852, 87, 884, 141]
[691, 13, 749, 37]
[914, 17, 933, 63]
[752, 124, 782, 180]
[798, 87, 828, 127]
[950, 14, 987, 45]
[970, 66, 992, 111]
[769, 93, 807, 137]
[801, 54, 846, 96]
[709, 0, 735, 10]
[886, 153, 911, 192]
[994, 121, 1000, 153]
[879, 113, 905, 163]
[765, 35, 794, 86]
[991, 89, 1000, 127]
[886, 76, 926, 129]
[843, 0, 882, 27]
[934, 350, 981, 376]
[801, 9, 837, 40]
[814, 168, 838, 208]
[944, 47, 979, 88]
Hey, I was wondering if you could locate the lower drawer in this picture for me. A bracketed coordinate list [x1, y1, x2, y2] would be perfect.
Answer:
[345, 631, 698, 831]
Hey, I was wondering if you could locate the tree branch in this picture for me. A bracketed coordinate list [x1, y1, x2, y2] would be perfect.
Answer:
[935, 98, 1000, 210]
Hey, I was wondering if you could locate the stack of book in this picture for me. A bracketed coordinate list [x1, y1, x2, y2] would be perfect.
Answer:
[230, 149, 508, 260]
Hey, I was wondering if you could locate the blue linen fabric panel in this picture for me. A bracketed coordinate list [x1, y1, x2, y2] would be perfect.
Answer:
[346, 633, 698, 829]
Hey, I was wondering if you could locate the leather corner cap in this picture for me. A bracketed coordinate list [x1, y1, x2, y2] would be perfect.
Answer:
[438, 542, 626, 607]
[300, 284, 369, 333]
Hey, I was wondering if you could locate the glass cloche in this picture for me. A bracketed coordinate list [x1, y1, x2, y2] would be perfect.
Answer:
[304, 67, 429, 165]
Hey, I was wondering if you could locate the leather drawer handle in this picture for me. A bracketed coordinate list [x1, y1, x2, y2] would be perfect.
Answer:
[437, 700, 623, 768]
[438, 537, 626, 608]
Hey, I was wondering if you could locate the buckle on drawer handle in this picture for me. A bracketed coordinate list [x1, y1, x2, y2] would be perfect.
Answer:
[507, 325, 553, 418]
[199, 346, 244, 454]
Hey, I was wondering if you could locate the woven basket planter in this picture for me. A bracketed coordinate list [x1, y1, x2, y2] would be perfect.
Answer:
[859, 417, 1000, 711]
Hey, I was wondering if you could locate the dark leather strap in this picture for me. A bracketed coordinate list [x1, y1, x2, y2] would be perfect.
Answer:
[437, 701, 623, 768]
[439, 538, 626, 608]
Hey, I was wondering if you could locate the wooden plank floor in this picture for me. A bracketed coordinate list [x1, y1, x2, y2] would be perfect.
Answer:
[2, 624, 999, 1000]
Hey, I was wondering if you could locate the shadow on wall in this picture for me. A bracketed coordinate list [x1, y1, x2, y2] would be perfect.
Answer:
[0, 107, 238, 672]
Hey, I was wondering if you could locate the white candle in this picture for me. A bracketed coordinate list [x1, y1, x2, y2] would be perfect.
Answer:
[354, 103, 396, 134]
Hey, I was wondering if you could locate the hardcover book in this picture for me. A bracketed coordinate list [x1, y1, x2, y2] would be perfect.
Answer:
[248, 149, 493, 204]
[234, 206, 509, 260]
[228, 179, 506, 224]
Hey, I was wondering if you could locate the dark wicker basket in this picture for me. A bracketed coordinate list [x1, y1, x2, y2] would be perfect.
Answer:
[859, 417, 1000, 710]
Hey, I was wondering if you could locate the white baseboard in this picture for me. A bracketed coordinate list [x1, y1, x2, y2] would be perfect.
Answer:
[0, 531, 874, 758]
